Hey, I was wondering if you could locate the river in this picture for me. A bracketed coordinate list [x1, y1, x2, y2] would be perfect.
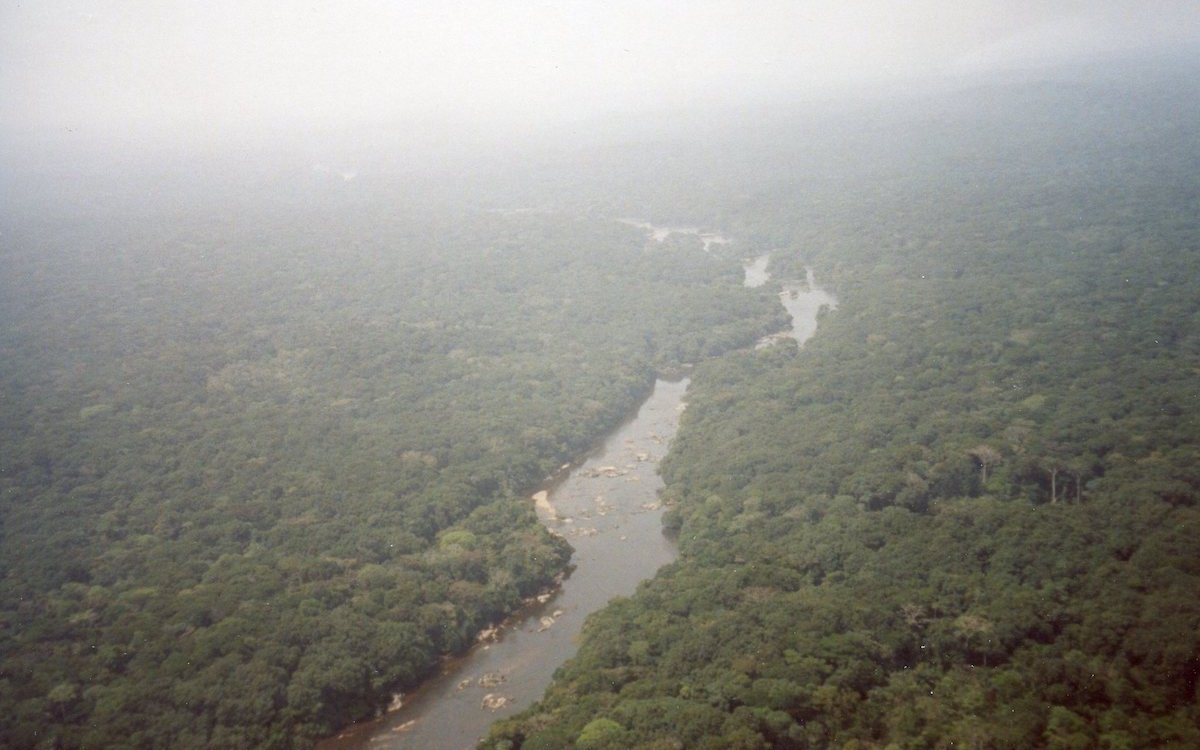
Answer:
[316, 380, 687, 750]
[317, 240, 832, 750]
[745, 255, 837, 345]
[617, 219, 732, 252]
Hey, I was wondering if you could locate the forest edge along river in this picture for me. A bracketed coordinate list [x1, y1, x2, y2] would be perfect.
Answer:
[317, 233, 834, 750]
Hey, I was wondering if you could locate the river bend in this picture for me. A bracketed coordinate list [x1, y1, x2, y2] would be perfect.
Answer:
[318, 239, 833, 750]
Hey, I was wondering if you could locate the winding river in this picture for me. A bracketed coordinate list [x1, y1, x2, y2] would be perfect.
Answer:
[746, 257, 838, 345]
[317, 237, 832, 750]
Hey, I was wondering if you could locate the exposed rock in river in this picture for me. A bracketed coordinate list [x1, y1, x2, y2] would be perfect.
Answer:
[531, 490, 556, 518]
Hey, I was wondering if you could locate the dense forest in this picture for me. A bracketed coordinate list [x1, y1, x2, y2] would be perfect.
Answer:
[3, 53, 1199, 750]
[483, 63, 1200, 748]
[0, 182, 782, 747]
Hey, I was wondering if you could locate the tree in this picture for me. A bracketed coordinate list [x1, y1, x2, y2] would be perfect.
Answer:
[967, 445, 1002, 485]
[575, 718, 625, 750]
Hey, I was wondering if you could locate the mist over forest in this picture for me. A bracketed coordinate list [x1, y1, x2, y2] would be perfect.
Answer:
[2, 4, 1200, 749]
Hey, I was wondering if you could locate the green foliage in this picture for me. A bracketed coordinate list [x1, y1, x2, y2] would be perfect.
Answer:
[0, 198, 780, 749]
[576, 718, 625, 749]
[484, 62, 1200, 750]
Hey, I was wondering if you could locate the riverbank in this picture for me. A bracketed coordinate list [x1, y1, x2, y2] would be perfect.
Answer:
[316, 378, 689, 750]
[316, 234, 837, 750]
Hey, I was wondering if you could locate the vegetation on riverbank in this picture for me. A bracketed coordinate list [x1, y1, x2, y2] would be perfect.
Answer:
[0, 195, 783, 749]
[483, 62, 1200, 750]
[4, 52, 1197, 750]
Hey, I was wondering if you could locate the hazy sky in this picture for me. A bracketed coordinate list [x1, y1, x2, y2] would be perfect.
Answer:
[2, 1, 1198, 150]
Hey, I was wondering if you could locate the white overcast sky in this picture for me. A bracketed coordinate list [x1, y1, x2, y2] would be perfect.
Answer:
[1, 1, 1198, 149]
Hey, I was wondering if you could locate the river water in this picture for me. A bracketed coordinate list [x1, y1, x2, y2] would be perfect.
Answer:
[316, 381, 687, 750]
[746, 255, 837, 345]
[318, 242, 832, 750]
[617, 219, 732, 252]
